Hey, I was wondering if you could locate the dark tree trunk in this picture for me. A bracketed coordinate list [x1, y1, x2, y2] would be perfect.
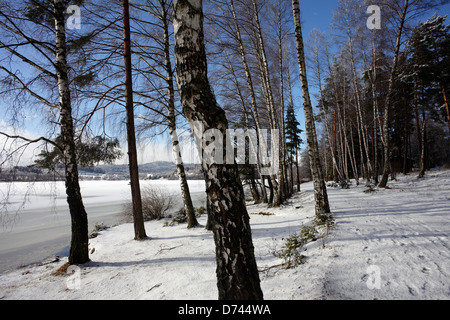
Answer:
[123, 0, 146, 240]
[379, 0, 409, 188]
[173, 0, 263, 300]
[54, 0, 89, 264]
[442, 85, 450, 133]
[250, 175, 261, 204]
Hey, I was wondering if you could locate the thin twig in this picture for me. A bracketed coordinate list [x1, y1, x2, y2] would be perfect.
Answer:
[258, 263, 284, 273]
[146, 283, 162, 292]
[156, 244, 183, 255]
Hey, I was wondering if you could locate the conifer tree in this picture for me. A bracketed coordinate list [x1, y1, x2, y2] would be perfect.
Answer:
[285, 103, 303, 191]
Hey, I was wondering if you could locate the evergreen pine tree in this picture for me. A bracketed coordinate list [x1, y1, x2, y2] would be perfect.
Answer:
[285, 103, 303, 166]
[285, 103, 303, 193]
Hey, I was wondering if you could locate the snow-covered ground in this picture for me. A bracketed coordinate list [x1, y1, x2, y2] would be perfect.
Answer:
[0, 170, 449, 300]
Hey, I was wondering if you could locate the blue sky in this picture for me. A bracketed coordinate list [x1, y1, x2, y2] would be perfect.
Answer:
[301, 0, 338, 35]
[291, 0, 339, 146]
[290, 0, 450, 150]
[2, 0, 450, 165]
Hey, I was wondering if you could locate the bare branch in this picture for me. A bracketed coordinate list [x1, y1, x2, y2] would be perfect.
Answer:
[0, 66, 59, 109]
[0, 132, 61, 152]
[0, 40, 57, 79]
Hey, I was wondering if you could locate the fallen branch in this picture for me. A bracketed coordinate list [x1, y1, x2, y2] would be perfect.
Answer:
[258, 263, 284, 273]
[156, 244, 183, 255]
[147, 283, 162, 292]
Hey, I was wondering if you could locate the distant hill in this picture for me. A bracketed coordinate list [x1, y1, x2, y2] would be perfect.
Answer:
[95, 161, 203, 180]
[0, 161, 204, 182]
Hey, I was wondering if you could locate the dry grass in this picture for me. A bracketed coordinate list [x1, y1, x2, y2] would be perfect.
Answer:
[52, 262, 70, 276]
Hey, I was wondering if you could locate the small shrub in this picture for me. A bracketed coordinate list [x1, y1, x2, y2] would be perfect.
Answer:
[327, 181, 339, 188]
[276, 233, 306, 269]
[195, 206, 206, 217]
[314, 211, 334, 226]
[164, 206, 206, 227]
[172, 211, 188, 223]
[123, 186, 175, 222]
[338, 179, 351, 189]
[89, 223, 109, 239]
[276, 225, 318, 268]
[300, 225, 318, 242]
[164, 209, 187, 227]
[363, 184, 377, 193]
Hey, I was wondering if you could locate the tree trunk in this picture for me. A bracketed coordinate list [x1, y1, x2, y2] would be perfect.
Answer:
[295, 146, 301, 192]
[229, 0, 278, 207]
[372, 73, 379, 182]
[123, 0, 147, 240]
[161, 0, 198, 228]
[250, 175, 261, 204]
[54, 0, 89, 264]
[250, 0, 282, 206]
[371, 33, 379, 183]
[261, 176, 269, 202]
[277, 10, 289, 201]
[379, 0, 409, 188]
[314, 40, 342, 182]
[222, 48, 268, 204]
[418, 119, 427, 178]
[291, 0, 330, 221]
[168, 114, 198, 228]
[173, 0, 263, 300]
[347, 30, 372, 182]
[442, 85, 450, 133]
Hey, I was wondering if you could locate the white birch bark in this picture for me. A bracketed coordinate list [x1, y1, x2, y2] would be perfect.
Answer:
[173, 0, 263, 300]
[54, 0, 89, 264]
[291, 0, 331, 220]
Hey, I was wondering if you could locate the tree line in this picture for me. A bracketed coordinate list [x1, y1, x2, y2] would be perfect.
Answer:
[310, 0, 450, 186]
[0, 0, 448, 300]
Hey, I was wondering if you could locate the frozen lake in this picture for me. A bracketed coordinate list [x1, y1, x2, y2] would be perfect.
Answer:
[0, 180, 206, 274]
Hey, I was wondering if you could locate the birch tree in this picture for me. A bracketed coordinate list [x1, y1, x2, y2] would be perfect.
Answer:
[378, 0, 410, 187]
[173, 0, 263, 300]
[135, 0, 198, 228]
[307, 28, 342, 182]
[291, 0, 331, 222]
[0, 0, 92, 264]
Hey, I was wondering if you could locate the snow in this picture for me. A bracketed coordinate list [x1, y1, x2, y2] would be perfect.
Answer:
[0, 170, 449, 300]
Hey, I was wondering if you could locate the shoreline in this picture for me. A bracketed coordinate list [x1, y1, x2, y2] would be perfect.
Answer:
[0, 180, 206, 275]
